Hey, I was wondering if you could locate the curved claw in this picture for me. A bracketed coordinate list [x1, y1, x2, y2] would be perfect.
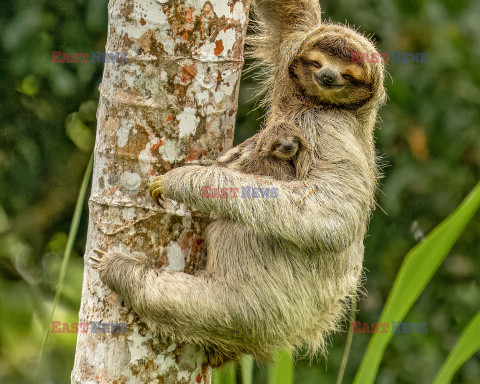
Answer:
[156, 195, 166, 210]
[149, 178, 164, 196]
[149, 175, 165, 206]
[90, 249, 105, 269]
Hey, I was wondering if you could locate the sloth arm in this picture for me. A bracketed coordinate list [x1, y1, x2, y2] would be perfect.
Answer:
[162, 164, 371, 252]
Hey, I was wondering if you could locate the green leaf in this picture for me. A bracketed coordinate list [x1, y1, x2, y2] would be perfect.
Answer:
[66, 112, 95, 152]
[432, 311, 480, 384]
[0, 205, 10, 233]
[78, 100, 98, 123]
[354, 181, 480, 384]
[241, 355, 254, 384]
[17, 74, 40, 96]
[268, 349, 293, 384]
[212, 363, 237, 384]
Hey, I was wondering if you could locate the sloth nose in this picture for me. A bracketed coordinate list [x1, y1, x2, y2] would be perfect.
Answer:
[317, 69, 339, 86]
[283, 144, 293, 152]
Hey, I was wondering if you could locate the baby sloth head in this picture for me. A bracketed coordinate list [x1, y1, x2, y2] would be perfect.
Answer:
[257, 121, 309, 160]
[290, 23, 385, 107]
[269, 135, 301, 160]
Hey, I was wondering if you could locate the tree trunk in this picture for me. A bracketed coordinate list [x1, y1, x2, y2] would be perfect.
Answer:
[71, 0, 250, 382]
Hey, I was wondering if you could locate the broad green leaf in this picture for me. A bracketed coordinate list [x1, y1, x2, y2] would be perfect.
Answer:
[354, 181, 480, 384]
[432, 311, 480, 384]
[268, 349, 293, 384]
[241, 355, 254, 384]
[212, 363, 236, 384]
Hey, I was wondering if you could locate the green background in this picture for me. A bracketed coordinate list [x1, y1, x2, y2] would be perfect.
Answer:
[0, 0, 479, 382]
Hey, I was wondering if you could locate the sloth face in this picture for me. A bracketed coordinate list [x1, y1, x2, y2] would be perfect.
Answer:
[269, 136, 301, 160]
[291, 36, 375, 106]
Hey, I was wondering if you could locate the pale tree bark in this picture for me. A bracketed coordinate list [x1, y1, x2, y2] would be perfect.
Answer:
[71, 0, 250, 382]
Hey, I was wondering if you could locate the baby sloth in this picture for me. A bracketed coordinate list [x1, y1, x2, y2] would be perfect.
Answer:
[214, 121, 312, 181]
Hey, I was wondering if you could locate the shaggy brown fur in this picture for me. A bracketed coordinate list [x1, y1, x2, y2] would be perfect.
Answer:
[92, 0, 386, 368]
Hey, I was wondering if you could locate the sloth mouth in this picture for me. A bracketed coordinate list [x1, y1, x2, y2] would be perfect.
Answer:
[316, 80, 344, 90]
[275, 152, 295, 159]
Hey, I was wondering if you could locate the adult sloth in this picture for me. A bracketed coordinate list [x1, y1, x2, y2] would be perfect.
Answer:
[93, 0, 386, 367]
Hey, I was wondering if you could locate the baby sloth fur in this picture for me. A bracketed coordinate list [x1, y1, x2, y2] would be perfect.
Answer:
[93, 0, 386, 368]
[215, 121, 312, 181]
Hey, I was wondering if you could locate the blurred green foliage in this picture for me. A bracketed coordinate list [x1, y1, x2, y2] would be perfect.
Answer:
[0, 0, 479, 383]
[354, 181, 480, 383]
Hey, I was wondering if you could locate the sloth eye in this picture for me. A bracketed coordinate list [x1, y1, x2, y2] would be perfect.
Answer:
[310, 60, 322, 68]
[342, 74, 354, 81]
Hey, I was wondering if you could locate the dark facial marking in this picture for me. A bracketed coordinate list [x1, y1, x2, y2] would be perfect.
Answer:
[314, 37, 359, 63]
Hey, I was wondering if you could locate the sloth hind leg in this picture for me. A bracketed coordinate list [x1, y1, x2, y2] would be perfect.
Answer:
[95, 250, 272, 360]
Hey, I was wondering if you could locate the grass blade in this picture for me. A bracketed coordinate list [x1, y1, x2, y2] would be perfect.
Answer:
[35, 153, 94, 382]
[268, 349, 293, 384]
[336, 296, 357, 384]
[432, 311, 480, 384]
[354, 181, 480, 384]
[241, 355, 254, 384]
